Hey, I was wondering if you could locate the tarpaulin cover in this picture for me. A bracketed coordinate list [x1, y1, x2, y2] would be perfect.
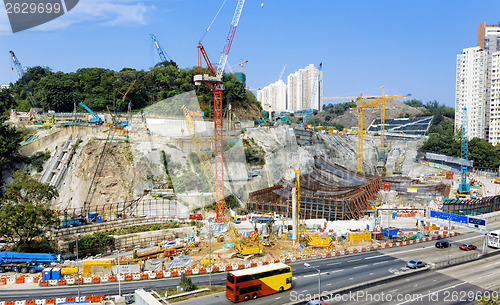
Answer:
[143, 258, 164, 272]
[164, 256, 191, 270]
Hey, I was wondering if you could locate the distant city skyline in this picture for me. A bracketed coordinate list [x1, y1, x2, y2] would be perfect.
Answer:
[1, 1, 500, 108]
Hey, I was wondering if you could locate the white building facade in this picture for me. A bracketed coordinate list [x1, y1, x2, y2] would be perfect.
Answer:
[257, 64, 322, 112]
[479, 22, 500, 142]
[489, 52, 500, 145]
[455, 46, 487, 140]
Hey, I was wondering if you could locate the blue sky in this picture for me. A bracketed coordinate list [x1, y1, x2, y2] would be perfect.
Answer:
[1, 0, 499, 108]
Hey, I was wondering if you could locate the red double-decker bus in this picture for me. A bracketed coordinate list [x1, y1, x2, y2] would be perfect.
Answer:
[225, 263, 292, 302]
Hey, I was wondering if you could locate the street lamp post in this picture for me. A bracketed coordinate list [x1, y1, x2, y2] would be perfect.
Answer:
[448, 213, 451, 265]
[76, 233, 81, 302]
[209, 218, 212, 286]
[304, 263, 321, 302]
[118, 247, 121, 296]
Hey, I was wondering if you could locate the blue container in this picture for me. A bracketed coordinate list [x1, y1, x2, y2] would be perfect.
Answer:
[96, 216, 102, 223]
[51, 268, 61, 280]
[42, 268, 52, 281]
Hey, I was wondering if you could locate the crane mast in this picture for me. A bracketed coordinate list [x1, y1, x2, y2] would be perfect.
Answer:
[150, 33, 170, 63]
[459, 106, 470, 193]
[9, 50, 36, 107]
[216, 0, 245, 79]
[194, 0, 246, 221]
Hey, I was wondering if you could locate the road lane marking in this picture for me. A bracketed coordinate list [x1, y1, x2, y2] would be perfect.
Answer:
[373, 260, 389, 265]
[327, 269, 344, 273]
[304, 274, 317, 278]
[275, 297, 281, 300]
[395, 281, 467, 305]
[327, 283, 332, 286]
[349, 277, 354, 280]
[301, 290, 308, 293]
[369, 273, 374, 275]
[364, 255, 386, 259]
[348, 259, 361, 262]
[327, 262, 341, 266]
[354, 265, 368, 269]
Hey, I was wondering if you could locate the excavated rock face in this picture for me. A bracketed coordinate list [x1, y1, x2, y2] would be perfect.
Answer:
[62, 139, 158, 210]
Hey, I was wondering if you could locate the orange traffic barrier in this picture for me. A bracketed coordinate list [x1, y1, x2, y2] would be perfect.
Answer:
[226, 266, 232, 271]
[125, 274, 133, 281]
[156, 271, 164, 278]
[140, 273, 149, 280]
[85, 296, 93, 301]
[39, 280, 49, 286]
[92, 277, 100, 283]
[212, 266, 219, 272]
[263, 261, 269, 265]
[96, 295, 105, 301]
[251, 263, 257, 267]
[199, 268, 206, 274]
[0, 278, 6, 285]
[33, 277, 40, 283]
[285, 258, 291, 263]
[46, 299, 55, 304]
[5, 301, 15, 305]
[238, 264, 244, 269]
[26, 300, 35, 305]
[170, 270, 178, 277]
[109, 276, 117, 282]
[15, 277, 24, 284]
[57, 279, 66, 285]
[184, 269, 192, 275]
[66, 297, 76, 302]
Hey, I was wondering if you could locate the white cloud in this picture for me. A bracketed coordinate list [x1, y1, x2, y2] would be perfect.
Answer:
[0, 0, 156, 34]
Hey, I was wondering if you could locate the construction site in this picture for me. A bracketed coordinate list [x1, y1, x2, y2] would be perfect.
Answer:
[3, 2, 500, 301]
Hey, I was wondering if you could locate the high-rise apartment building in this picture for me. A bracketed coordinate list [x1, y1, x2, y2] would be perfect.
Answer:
[257, 79, 287, 112]
[257, 64, 322, 112]
[455, 22, 500, 143]
[478, 22, 500, 142]
[489, 52, 500, 144]
[455, 47, 487, 140]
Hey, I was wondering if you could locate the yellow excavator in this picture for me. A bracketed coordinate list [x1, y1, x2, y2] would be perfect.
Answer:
[295, 170, 333, 248]
[181, 105, 263, 257]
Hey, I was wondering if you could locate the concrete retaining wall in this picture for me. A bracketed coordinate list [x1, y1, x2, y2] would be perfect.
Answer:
[19, 126, 106, 155]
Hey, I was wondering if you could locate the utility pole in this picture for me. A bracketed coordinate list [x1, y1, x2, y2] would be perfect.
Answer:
[76, 234, 81, 301]
[118, 247, 121, 296]
[209, 219, 212, 286]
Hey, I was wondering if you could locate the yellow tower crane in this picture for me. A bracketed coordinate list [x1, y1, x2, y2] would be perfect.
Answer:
[294, 170, 332, 248]
[349, 91, 411, 174]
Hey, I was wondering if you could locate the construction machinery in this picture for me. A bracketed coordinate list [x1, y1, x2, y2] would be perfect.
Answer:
[150, 33, 171, 64]
[294, 170, 333, 248]
[181, 105, 262, 256]
[114, 79, 137, 126]
[193, 0, 245, 221]
[9, 50, 37, 109]
[459, 106, 470, 194]
[348, 91, 411, 174]
[79, 102, 103, 124]
[227, 60, 248, 73]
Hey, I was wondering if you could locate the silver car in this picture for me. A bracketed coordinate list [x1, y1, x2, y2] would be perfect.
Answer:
[406, 260, 426, 269]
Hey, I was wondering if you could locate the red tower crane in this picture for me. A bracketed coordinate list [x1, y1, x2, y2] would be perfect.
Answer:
[194, 0, 246, 221]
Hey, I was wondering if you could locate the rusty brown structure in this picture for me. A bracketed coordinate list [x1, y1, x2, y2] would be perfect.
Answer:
[443, 195, 500, 215]
[246, 157, 382, 221]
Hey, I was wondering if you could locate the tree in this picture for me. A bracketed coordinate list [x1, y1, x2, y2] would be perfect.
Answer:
[0, 171, 59, 251]
[0, 89, 23, 190]
[4, 170, 58, 206]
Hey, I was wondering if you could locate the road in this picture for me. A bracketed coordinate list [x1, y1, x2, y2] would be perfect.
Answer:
[2, 227, 497, 304]
[327, 252, 500, 305]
